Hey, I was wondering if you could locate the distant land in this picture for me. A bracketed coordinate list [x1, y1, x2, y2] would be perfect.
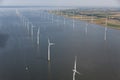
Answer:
[50, 8, 120, 30]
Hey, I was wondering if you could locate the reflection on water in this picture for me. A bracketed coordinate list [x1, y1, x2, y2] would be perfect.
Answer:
[48, 62, 52, 80]
[0, 33, 9, 48]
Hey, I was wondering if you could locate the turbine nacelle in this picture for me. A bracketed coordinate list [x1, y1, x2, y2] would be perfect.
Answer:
[73, 69, 81, 75]
[49, 43, 55, 46]
[48, 38, 55, 46]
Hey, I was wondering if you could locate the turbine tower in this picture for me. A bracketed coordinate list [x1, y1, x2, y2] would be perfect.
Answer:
[104, 13, 108, 41]
[63, 14, 66, 25]
[27, 21, 30, 34]
[31, 24, 34, 40]
[51, 14, 54, 23]
[57, 9, 59, 26]
[85, 23, 88, 35]
[48, 38, 55, 61]
[91, 9, 94, 23]
[63, 9, 67, 25]
[37, 28, 40, 46]
[72, 10, 75, 30]
[73, 56, 80, 80]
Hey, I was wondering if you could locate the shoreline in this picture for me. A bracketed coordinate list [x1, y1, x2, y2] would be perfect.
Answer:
[50, 11, 120, 30]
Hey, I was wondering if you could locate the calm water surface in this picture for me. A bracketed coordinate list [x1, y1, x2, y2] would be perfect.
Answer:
[0, 8, 120, 80]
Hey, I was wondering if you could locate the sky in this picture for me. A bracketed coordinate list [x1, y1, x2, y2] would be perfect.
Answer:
[0, 0, 120, 7]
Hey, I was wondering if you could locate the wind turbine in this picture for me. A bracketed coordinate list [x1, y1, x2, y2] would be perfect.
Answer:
[104, 27, 107, 41]
[80, 9, 83, 20]
[26, 21, 30, 34]
[59, 9, 65, 25]
[43, 10, 45, 19]
[91, 14, 94, 23]
[63, 15, 66, 25]
[57, 9, 59, 26]
[56, 9, 59, 25]
[73, 56, 80, 80]
[91, 9, 94, 23]
[37, 27, 40, 46]
[22, 17, 26, 26]
[104, 13, 108, 41]
[72, 10, 75, 30]
[85, 22, 88, 35]
[25, 19, 28, 28]
[63, 10, 66, 25]
[51, 14, 54, 23]
[31, 24, 34, 40]
[16, 9, 19, 16]
[48, 38, 55, 61]
[48, 9, 50, 20]
[81, 15, 83, 20]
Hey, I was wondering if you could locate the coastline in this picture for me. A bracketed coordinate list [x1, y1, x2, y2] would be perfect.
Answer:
[50, 10, 120, 30]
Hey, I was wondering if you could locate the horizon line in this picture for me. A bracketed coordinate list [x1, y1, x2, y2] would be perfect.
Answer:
[0, 5, 119, 8]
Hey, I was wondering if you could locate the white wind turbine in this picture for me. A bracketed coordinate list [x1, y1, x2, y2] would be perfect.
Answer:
[59, 9, 65, 25]
[85, 22, 88, 35]
[26, 21, 30, 34]
[63, 9, 67, 25]
[25, 19, 28, 28]
[80, 9, 83, 20]
[104, 14, 108, 41]
[40, 10, 43, 19]
[37, 27, 40, 46]
[57, 9, 59, 26]
[16, 9, 19, 16]
[63, 13, 66, 25]
[42, 10, 45, 19]
[51, 14, 54, 23]
[48, 38, 55, 61]
[73, 56, 81, 80]
[23, 17, 26, 26]
[91, 9, 94, 23]
[72, 10, 75, 30]
[31, 24, 34, 40]
[47, 9, 50, 20]
[104, 22, 107, 41]
[91, 14, 94, 23]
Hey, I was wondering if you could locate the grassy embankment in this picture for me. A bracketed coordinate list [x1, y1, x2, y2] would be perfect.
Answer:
[50, 10, 120, 30]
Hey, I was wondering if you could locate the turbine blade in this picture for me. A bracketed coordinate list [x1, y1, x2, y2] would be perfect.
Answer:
[73, 72, 75, 80]
[50, 43, 55, 46]
[76, 71, 81, 75]
[74, 56, 77, 70]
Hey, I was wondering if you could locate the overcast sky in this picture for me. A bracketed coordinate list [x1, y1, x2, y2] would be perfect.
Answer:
[0, 0, 120, 7]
